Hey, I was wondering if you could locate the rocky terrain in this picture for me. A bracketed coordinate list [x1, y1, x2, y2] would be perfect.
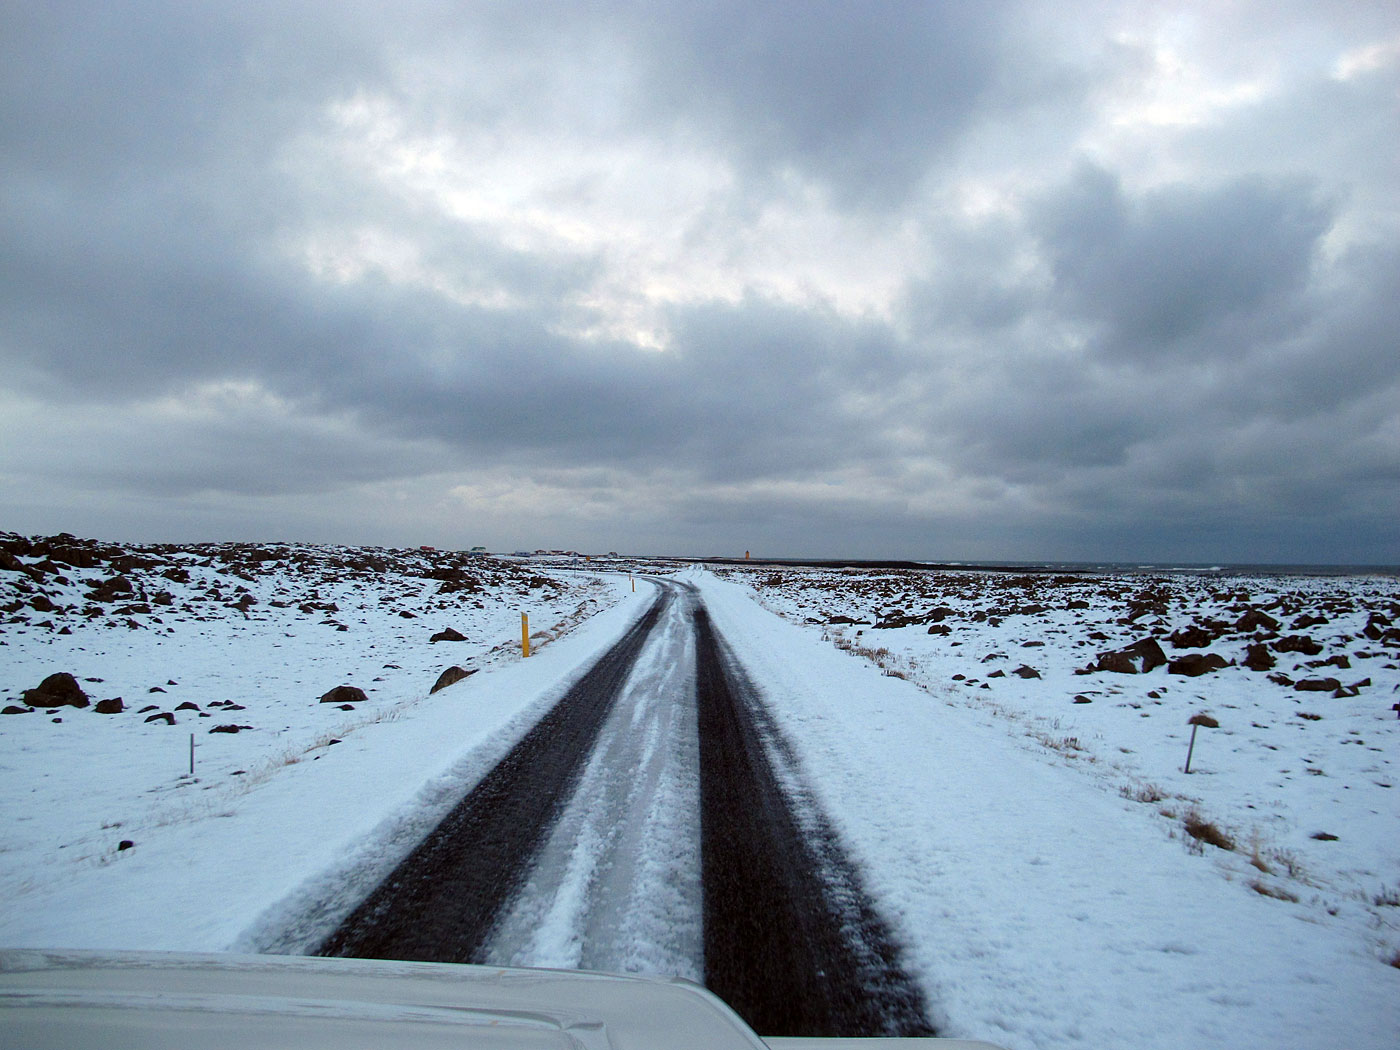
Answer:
[0, 531, 616, 884]
[1, 531, 590, 720]
[717, 563, 1400, 971]
[730, 565, 1398, 697]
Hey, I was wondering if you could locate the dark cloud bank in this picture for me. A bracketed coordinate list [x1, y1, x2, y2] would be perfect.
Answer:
[1, 2, 1396, 562]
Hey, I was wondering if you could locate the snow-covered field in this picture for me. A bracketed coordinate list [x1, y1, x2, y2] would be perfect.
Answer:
[702, 564, 1400, 1047]
[2, 534, 1398, 1048]
[0, 533, 640, 950]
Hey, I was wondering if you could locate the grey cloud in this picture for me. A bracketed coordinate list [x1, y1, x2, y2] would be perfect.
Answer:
[1, 3, 1396, 561]
[1032, 164, 1334, 358]
[331, 292, 908, 485]
[622, 0, 1023, 205]
[16, 401, 444, 500]
[1, 3, 383, 183]
[891, 155, 1397, 560]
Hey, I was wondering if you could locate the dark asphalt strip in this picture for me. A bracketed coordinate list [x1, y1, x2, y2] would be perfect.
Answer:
[315, 590, 669, 963]
[693, 605, 935, 1038]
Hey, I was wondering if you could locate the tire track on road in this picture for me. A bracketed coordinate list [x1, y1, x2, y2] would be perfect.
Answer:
[694, 604, 935, 1037]
[317, 589, 668, 963]
[316, 580, 935, 1038]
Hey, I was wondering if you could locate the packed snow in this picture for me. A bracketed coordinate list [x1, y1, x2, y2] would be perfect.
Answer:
[0, 534, 645, 953]
[699, 564, 1400, 1047]
[481, 583, 703, 979]
[2, 534, 1397, 1049]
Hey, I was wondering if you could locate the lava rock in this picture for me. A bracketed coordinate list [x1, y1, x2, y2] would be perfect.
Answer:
[430, 666, 478, 694]
[86, 575, 135, 603]
[1169, 625, 1216, 649]
[1235, 608, 1281, 633]
[1274, 635, 1323, 656]
[1168, 653, 1229, 676]
[94, 698, 125, 714]
[1012, 665, 1041, 679]
[144, 712, 175, 724]
[429, 627, 467, 643]
[1092, 638, 1167, 674]
[319, 684, 368, 704]
[1242, 643, 1276, 672]
[1294, 677, 1341, 692]
[0, 550, 31, 574]
[209, 724, 253, 733]
[1291, 613, 1329, 629]
[22, 672, 90, 708]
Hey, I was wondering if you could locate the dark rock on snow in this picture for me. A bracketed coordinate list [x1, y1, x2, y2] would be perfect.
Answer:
[430, 665, 478, 694]
[0, 550, 31, 574]
[429, 627, 467, 643]
[1092, 638, 1167, 674]
[319, 685, 368, 704]
[1242, 643, 1276, 672]
[1168, 653, 1230, 677]
[1274, 635, 1323, 656]
[1169, 625, 1216, 649]
[1294, 678, 1342, 692]
[94, 698, 124, 713]
[1235, 608, 1281, 633]
[22, 672, 90, 708]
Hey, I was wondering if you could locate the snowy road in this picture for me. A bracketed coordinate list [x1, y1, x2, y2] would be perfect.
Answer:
[316, 579, 933, 1037]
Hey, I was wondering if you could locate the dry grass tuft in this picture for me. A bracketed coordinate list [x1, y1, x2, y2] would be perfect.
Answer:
[1249, 879, 1299, 902]
[1121, 782, 1166, 803]
[1036, 733, 1086, 755]
[1183, 809, 1235, 851]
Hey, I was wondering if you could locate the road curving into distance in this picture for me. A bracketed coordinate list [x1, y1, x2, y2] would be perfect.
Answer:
[317, 578, 933, 1037]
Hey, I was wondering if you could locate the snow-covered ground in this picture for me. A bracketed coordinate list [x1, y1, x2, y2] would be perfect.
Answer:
[698, 564, 1399, 1048]
[0, 534, 646, 951]
[2, 535, 1397, 1049]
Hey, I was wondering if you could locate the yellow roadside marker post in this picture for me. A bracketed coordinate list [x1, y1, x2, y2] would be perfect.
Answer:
[521, 612, 530, 658]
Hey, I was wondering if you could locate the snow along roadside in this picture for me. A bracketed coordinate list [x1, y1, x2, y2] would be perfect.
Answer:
[687, 569, 1399, 1050]
[0, 576, 658, 955]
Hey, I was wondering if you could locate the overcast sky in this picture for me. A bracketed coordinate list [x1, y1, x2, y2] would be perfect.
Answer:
[2, 2, 1397, 562]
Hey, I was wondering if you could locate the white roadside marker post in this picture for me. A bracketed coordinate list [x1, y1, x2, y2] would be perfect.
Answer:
[1184, 713, 1218, 773]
